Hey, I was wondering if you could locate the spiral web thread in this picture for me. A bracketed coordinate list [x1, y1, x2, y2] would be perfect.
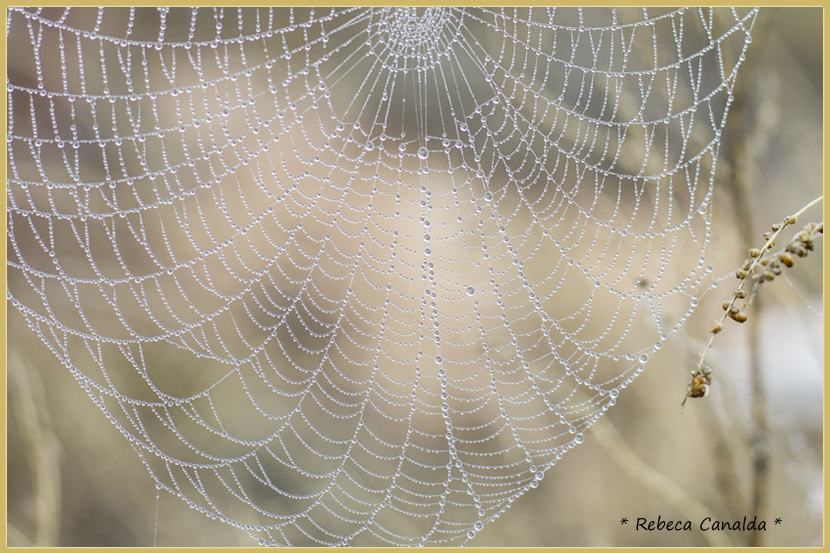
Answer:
[7, 7, 757, 546]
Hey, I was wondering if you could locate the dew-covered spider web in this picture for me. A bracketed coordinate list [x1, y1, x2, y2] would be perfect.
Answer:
[7, 7, 758, 546]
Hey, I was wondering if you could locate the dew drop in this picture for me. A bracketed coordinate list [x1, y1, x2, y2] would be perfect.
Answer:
[417, 146, 429, 159]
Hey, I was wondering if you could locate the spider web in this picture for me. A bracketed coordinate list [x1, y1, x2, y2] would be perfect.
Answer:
[7, 7, 757, 546]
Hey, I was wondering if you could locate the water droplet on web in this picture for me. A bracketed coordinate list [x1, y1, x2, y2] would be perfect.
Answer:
[639, 353, 648, 363]
[5, 6, 756, 547]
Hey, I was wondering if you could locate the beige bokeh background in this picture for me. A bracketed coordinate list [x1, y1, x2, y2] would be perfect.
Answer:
[7, 8, 822, 547]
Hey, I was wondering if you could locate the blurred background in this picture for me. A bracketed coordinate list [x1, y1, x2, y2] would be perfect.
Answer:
[7, 7, 822, 547]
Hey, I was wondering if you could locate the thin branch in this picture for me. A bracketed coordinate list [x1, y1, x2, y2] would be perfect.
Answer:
[7, 523, 35, 547]
[591, 417, 733, 547]
[693, 195, 822, 375]
[8, 350, 62, 547]
[747, 294, 768, 548]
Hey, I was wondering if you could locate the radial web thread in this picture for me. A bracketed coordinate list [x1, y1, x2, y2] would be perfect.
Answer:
[7, 7, 757, 546]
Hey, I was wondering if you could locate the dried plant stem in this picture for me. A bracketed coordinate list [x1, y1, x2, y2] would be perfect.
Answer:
[700, 399, 750, 520]
[592, 418, 733, 547]
[693, 194, 823, 378]
[746, 295, 767, 548]
[7, 523, 35, 547]
[8, 350, 62, 546]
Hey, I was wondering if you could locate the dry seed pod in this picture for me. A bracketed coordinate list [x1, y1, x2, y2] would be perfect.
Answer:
[722, 301, 731, 311]
[741, 260, 750, 270]
[779, 252, 795, 267]
[733, 288, 747, 299]
[763, 271, 776, 281]
[729, 310, 748, 323]
[689, 374, 711, 398]
[817, 222, 823, 233]
[711, 321, 724, 334]
[787, 216, 797, 225]
[736, 269, 748, 279]
[748, 248, 762, 257]
[687, 366, 713, 399]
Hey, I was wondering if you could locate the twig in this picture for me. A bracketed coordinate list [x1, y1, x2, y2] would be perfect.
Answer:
[7, 523, 35, 547]
[8, 350, 62, 546]
[591, 417, 733, 547]
[747, 293, 767, 548]
[682, 195, 823, 410]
